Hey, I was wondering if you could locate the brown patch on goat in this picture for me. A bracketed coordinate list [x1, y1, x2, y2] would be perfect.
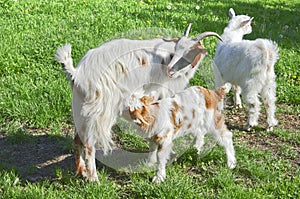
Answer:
[141, 58, 147, 66]
[171, 101, 183, 133]
[192, 109, 196, 118]
[191, 54, 202, 68]
[151, 130, 170, 143]
[187, 123, 192, 129]
[214, 112, 225, 130]
[190, 43, 207, 68]
[196, 86, 224, 110]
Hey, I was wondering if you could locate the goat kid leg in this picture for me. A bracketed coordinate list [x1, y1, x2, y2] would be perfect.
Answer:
[147, 140, 158, 166]
[217, 130, 236, 169]
[244, 94, 261, 131]
[152, 141, 173, 183]
[261, 81, 278, 131]
[233, 85, 242, 108]
[194, 129, 205, 155]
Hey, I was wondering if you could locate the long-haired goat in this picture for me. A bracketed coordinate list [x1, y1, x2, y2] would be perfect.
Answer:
[213, 8, 279, 131]
[128, 83, 236, 183]
[55, 24, 222, 182]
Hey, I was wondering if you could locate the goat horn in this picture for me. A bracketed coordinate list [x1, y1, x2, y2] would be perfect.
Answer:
[195, 32, 223, 42]
[184, 23, 192, 37]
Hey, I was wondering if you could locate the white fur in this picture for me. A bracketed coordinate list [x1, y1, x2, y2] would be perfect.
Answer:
[55, 26, 221, 181]
[129, 83, 236, 183]
[213, 8, 279, 131]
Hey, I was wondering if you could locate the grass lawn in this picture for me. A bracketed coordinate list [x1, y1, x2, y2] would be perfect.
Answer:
[0, 0, 299, 198]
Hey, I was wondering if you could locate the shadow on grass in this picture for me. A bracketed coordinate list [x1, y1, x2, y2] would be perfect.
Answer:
[0, 130, 74, 182]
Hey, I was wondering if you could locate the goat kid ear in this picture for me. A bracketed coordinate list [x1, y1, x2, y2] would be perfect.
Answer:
[240, 17, 254, 27]
[228, 8, 235, 18]
[184, 23, 192, 37]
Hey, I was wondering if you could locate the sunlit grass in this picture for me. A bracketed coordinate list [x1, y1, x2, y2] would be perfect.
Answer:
[0, 0, 299, 198]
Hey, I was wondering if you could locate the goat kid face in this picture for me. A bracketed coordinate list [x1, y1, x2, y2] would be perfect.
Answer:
[166, 24, 223, 78]
[128, 95, 158, 131]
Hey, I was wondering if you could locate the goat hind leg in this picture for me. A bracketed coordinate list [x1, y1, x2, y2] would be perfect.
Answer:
[244, 94, 261, 131]
[74, 133, 87, 177]
[261, 81, 278, 131]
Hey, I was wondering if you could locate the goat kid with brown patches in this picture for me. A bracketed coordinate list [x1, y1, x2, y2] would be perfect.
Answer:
[128, 83, 236, 183]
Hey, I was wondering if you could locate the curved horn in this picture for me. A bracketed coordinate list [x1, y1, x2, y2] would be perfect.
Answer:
[195, 32, 223, 42]
[184, 23, 192, 37]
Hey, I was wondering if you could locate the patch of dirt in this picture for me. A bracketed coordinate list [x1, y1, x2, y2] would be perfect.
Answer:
[0, 103, 298, 182]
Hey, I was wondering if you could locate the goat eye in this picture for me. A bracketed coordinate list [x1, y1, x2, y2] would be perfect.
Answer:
[169, 53, 174, 60]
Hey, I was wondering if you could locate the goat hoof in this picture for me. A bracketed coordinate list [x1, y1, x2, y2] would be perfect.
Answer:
[243, 124, 253, 132]
[228, 160, 237, 169]
[152, 175, 165, 183]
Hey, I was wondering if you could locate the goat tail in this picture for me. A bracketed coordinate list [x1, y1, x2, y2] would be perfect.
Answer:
[255, 39, 279, 73]
[55, 44, 77, 80]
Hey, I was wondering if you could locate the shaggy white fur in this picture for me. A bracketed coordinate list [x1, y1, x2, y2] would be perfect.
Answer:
[213, 8, 279, 131]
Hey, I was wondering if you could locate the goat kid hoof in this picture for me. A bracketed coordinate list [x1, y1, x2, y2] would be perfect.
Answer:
[228, 160, 237, 169]
[266, 126, 274, 132]
[235, 104, 242, 109]
[152, 175, 165, 183]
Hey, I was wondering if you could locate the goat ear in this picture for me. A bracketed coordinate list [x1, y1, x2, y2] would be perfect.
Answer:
[184, 23, 192, 37]
[163, 38, 179, 42]
[228, 8, 235, 18]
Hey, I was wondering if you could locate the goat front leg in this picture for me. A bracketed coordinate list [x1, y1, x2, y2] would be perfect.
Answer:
[216, 129, 236, 169]
[147, 140, 158, 166]
[152, 141, 173, 183]
[84, 143, 99, 182]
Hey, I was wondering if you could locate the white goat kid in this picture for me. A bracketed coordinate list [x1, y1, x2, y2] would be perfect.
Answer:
[55, 24, 222, 182]
[213, 8, 279, 131]
[128, 83, 236, 183]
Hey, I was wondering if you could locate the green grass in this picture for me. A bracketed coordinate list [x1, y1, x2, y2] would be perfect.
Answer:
[0, 0, 299, 198]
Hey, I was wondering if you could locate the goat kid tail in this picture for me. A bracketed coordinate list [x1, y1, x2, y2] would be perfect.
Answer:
[55, 44, 77, 80]
[255, 39, 279, 71]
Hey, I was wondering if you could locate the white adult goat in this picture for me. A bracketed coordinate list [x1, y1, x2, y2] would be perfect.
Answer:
[213, 8, 279, 131]
[55, 24, 222, 182]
